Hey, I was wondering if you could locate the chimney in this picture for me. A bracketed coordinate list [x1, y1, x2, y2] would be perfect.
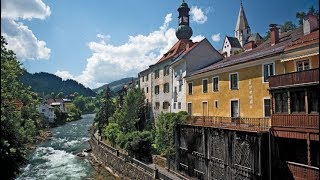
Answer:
[244, 41, 256, 51]
[269, 24, 279, 46]
[303, 13, 319, 35]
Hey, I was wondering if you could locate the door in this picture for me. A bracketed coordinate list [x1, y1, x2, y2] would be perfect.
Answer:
[231, 100, 239, 118]
[202, 102, 208, 116]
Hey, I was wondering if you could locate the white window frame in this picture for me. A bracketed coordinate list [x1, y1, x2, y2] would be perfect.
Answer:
[295, 59, 310, 72]
[202, 78, 208, 93]
[230, 99, 240, 118]
[229, 72, 239, 90]
[202, 100, 209, 116]
[212, 76, 219, 92]
[262, 62, 275, 83]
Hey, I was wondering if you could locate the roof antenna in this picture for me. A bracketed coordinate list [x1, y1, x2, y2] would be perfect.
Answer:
[240, 0, 243, 6]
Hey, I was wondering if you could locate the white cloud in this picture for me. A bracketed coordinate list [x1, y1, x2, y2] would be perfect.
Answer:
[191, 35, 205, 42]
[1, 0, 51, 60]
[57, 13, 178, 88]
[55, 70, 75, 81]
[190, 6, 207, 24]
[1, 0, 51, 20]
[211, 33, 221, 42]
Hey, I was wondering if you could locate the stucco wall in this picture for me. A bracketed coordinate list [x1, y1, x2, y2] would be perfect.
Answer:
[186, 64, 271, 118]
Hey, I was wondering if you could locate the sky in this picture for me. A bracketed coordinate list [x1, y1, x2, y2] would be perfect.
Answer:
[1, 0, 319, 89]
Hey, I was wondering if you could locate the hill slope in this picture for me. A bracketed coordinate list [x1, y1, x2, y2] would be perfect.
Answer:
[93, 77, 136, 95]
[20, 71, 96, 97]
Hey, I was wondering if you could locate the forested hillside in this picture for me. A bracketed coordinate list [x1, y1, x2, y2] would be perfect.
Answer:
[20, 71, 96, 97]
[93, 77, 136, 96]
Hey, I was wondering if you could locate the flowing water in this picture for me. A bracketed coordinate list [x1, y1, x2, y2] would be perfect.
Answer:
[17, 114, 115, 180]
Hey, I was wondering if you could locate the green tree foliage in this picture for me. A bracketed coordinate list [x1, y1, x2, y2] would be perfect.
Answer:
[66, 103, 82, 122]
[1, 36, 43, 179]
[54, 107, 68, 125]
[154, 111, 189, 157]
[296, 5, 319, 25]
[280, 21, 297, 33]
[94, 87, 115, 135]
[103, 123, 121, 147]
[20, 71, 96, 97]
[112, 88, 146, 133]
[124, 131, 152, 161]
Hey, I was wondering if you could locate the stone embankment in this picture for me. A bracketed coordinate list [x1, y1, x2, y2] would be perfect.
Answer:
[89, 134, 186, 180]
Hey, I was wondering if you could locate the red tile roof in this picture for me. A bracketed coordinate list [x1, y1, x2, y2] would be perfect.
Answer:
[285, 29, 319, 51]
[157, 39, 197, 64]
[189, 27, 305, 77]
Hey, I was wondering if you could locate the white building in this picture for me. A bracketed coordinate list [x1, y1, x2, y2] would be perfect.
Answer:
[171, 38, 223, 113]
[37, 104, 55, 122]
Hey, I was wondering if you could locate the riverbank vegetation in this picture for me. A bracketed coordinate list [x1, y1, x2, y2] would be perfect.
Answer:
[1, 36, 47, 179]
[94, 85, 189, 162]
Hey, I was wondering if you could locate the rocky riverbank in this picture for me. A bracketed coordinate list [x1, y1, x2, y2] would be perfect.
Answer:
[87, 152, 120, 180]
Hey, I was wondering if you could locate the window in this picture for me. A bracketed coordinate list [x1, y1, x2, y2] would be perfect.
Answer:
[230, 73, 238, 90]
[296, 60, 310, 71]
[188, 103, 192, 115]
[290, 90, 305, 113]
[188, 82, 193, 95]
[179, 84, 182, 92]
[163, 66, 170, 76]
[202, 79, 208, 93]
[178, 102, 181, 109]
[214, 100, 218, 108]
[263, 63, 274, 82]
[146, 87, 149, 93]
[264, 99, 271, 117]
[173, 103, 176, 109]
[163, 101, 170, 109]
[174, 86, 177, 93]
[163, 83, 170, 93]
[275, 92, 288, 113]
[145, 74, 148, 81]
[155, 69, 160, 79]
[155, 85, 159, 94]
[155, 102, 160, 110]
[142, 76, 144, 82]
[308, 88, 319, 113]
[213, 76, 219, 92]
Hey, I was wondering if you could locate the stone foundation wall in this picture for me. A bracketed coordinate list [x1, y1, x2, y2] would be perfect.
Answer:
[89, 136, 154, 179]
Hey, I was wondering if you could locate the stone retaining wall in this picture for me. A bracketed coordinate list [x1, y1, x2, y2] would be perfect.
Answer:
[89, 135, 157, 179]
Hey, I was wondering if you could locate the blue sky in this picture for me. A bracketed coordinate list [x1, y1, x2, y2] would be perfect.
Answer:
[1, 0, 318, 88]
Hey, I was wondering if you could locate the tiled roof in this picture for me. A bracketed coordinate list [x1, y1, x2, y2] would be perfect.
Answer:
[227, 36, 242, 48]
[247, 33, 262, 42]
[189, 27, 304, 77]
[157, 39, 196, 64]
[47, 98, 64, 105]
[285, 29, 319, 51]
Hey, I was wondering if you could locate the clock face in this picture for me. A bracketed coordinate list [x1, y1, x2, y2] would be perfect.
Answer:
[183, 16, 188, 23]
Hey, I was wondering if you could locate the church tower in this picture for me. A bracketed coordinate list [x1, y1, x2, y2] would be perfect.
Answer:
[234, 1, 251, 47]
[176, 0, 193, 40]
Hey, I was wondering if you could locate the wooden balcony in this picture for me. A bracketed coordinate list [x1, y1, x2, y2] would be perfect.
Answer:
[269, 68, 319, 89]
[271, 114, 319, 129]
[185, 116, 270, 132]
[286, 161, 319, 180]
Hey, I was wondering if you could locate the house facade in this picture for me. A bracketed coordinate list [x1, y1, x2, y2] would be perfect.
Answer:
[138, 0, 222, 120]
[268, 15, 319, 179]
[37, 104, 55, 122]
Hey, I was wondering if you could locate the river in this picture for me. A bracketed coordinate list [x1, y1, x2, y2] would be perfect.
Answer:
[17, 114, 116, 180]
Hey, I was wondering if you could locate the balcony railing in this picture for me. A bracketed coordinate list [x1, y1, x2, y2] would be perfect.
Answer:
[271, 114, 319, 129]
[286, 161, 319, 180]
[185, 116, 270, 132]
[269, 68, 319, 89]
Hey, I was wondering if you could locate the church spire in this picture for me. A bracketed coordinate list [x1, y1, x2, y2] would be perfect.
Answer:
[235, 1, 251, 46]
[176, 0, 193, 40]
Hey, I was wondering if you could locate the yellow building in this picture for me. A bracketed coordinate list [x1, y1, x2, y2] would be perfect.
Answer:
[185, 24, 319, 123]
